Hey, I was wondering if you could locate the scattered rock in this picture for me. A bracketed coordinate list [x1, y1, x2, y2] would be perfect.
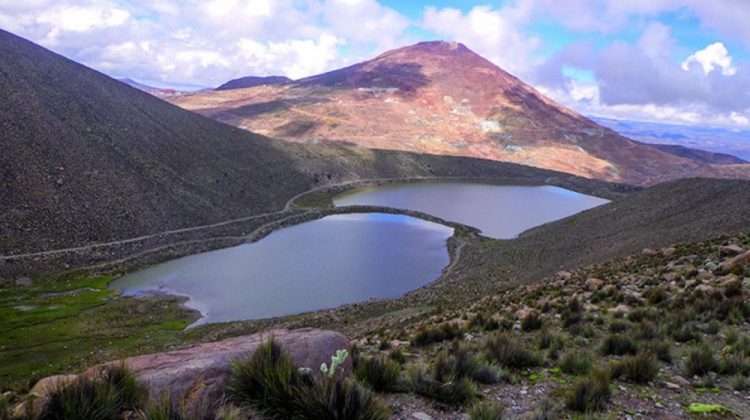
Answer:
[671, 375, 690, 386]
[15, 277, 32, 286]
[663, 247, 677, 256]
[643, 248, 659, 256]
[721, 250, 750, 269]
[586, 278, 604, 291]
[412, 412, 434, 420]
[610, 304, 632, 315]
[665, 382, 680, 390]
[720, 245, 745, 256]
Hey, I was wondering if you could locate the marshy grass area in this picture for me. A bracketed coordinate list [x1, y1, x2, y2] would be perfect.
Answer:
[0, 277, 197, 393]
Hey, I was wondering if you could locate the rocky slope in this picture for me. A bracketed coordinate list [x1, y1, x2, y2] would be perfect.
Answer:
[166, 41, 750, 186]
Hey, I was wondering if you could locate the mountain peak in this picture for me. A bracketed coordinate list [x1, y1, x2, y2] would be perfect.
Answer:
[172, 41, 750, 186]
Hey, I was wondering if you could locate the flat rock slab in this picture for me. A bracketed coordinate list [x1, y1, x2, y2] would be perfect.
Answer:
[24, 329, 349, 414]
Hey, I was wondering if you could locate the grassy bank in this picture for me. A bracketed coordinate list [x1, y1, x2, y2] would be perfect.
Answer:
[0, 277, 197, 392]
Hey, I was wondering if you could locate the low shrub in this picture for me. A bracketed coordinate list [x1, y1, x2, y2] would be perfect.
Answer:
[565, 369, 612, 413]
[558, 350, 594, 376]
[468, 401, 505, 420]
[600, 334, 638, 356]
[485, 335, 542, 369]
[355, 356, 401, 392]
[685, 345, 718, 376]
[412, 323, 463, 346]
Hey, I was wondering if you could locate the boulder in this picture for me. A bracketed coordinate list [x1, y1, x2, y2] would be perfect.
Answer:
[720, 245, 745, 256]
[21, 329, 349, 415]
[721, 250, 750, 270]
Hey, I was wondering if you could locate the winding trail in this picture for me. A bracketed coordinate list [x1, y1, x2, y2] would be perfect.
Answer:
[0, 175, 492, 261]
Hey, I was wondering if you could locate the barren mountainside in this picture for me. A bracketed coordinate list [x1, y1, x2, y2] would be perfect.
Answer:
[166, 41, 750, 186]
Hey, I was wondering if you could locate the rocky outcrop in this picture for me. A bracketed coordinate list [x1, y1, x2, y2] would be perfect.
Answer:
[19, 329, 350, 415]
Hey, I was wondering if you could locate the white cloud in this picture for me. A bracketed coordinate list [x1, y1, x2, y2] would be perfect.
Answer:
[421, 4, 542, 77]
[682, 42, 736, 75]
[322, 0, 410, 52]
[236, 34, 344, 80]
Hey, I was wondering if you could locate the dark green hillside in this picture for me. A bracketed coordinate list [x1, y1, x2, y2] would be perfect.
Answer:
[468, 177, 750, 287]
[0, 29, 628, 274]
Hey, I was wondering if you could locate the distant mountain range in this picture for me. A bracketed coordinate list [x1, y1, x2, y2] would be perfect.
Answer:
[165, 41, 750, 186]
[216, 76, 292, 91]
[592, 116, 750, 163]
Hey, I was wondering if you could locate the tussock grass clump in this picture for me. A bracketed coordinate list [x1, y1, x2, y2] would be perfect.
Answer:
[719, 354, 750, 376]
[408, 367, 478, 407]
[484, 335, 542, 369]
[412, 323, 463, 346]
[616, 351, 660, 383]
[608, 319, 630, 333]
[228, 339, 300, 417]
[730, 375, 750, 391]
[468, 401, 506, 420]
[600, 334, 638, 356]
[229, 339, 389, 420]
[643, 340, 672, 363]
[140, 395, 240, 420]
[558, 350, 594, 376]
[296, 378, 389, 420]
[565, 369, 612, 413]
[433, 345, 505, 385]
[685, 345, 718, 376]
[355, 356, 401, 392]
[39, 364, 144, 420]
[670, 324, 702, 343]
[387, 348, 408, 364]
[521, 312, 543, 332]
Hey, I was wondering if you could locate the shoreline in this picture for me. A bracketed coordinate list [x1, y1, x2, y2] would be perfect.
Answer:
[0, 175, 631, 281]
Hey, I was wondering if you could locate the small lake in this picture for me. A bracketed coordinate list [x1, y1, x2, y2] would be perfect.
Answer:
[109, 213, 453, 327]
[333, 182, 609, 238]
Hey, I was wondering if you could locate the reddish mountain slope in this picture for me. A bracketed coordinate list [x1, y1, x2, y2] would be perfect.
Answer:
[167, 41, 750, 186]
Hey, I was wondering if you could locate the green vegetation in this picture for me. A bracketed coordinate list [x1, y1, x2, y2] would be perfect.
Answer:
[228, 339, 389, 420]
[468, 401, 506, 420]
[291, 191, 334, 209]
[354, 355, 402, 392]
[38, 365, 143, 420]
[0, 277, 196, 392]
[565, 369, 612, 413]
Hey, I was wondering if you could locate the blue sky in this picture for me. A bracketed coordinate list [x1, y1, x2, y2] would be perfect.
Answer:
[1, 0, 750, 128]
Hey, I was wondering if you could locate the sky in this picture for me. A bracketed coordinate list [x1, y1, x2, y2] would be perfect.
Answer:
[2, 0, 750, 128]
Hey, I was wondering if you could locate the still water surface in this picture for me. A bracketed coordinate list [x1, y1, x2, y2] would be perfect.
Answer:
[333, 182, 609, 238]
[109, 213, 453, 327]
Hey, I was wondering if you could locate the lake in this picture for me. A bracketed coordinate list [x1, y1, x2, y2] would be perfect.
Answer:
[333, 182, 609, 238]
[108, 213, 453, 327]
[110, 182, 610, 326]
